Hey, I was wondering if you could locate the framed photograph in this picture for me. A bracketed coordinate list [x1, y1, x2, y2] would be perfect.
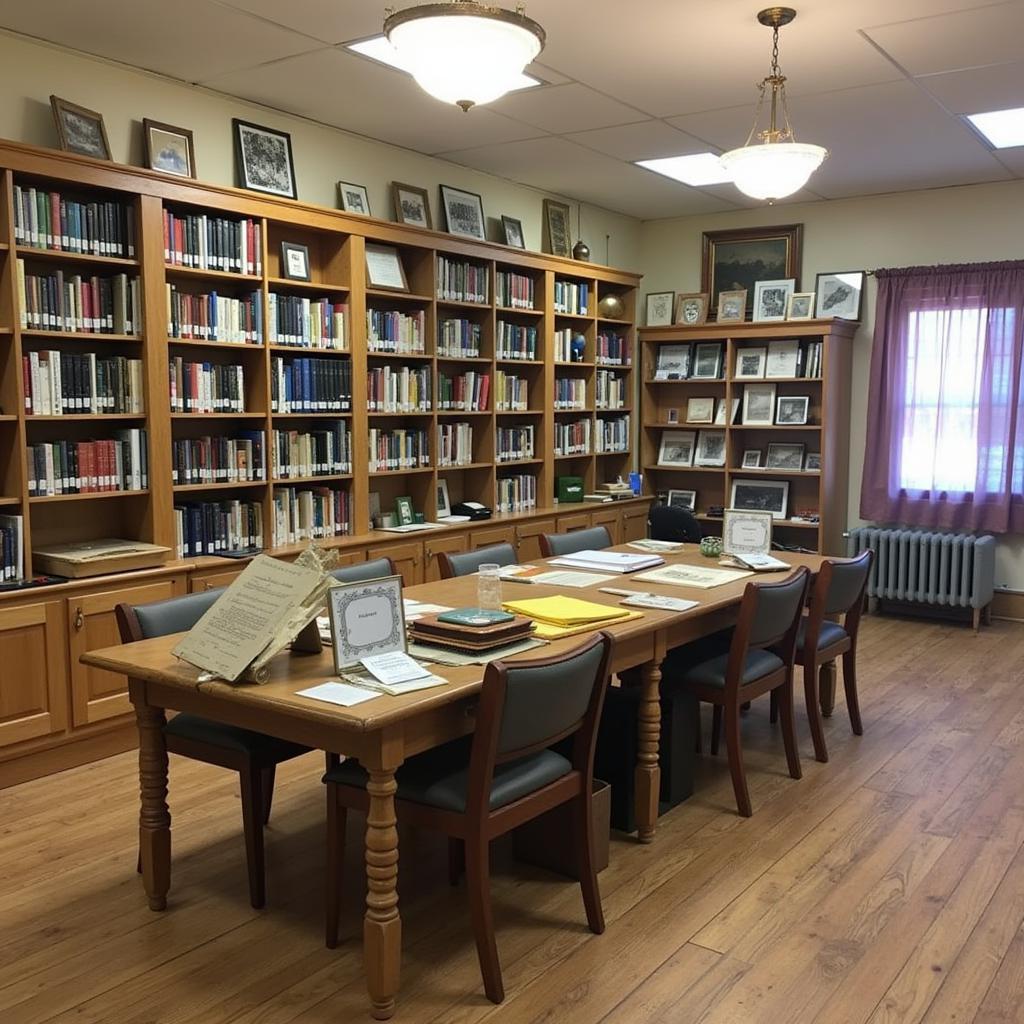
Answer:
[723, 509, 774, 556]
[787, 292, 815, 320]
[735, 347, 767, 379]
[766, 442, 806, 471]
[717, 289, 747, 324]
[675, 292, 709, 326]
[365, 243, 409, 292]
[730, 478, 790, 520]
[441, 184, 487, 241]
[691, 342, 723, 380]
[742, 382, 777, 425]
[742, 449, 762, 469]
[804, 452, 821, 472]
[765, 339, 800, 378]
[701, 224, 803, 317]
[714, 397, 740, 426]
[50, 96, 111, 160]
[645, 292, 675, 327]
[753, 279, 796, 322]
[667, 407, 679, 424]
[338, 180, 371, 216]
[815, 271, 865, 320]
[654, 344, 690, 380]
[391, 181, 431, 228]
[436, 479, 452, 518]
[776, 395, 810, 425]
[395, 495, 415, 526]
[280, 241, 311, 282]
[501, 215, 526, 249]
[543, 198, 572, 257]
[695, 430, 726, 467]
[667, 489, 696, 511]
[233, 119, 297, 199]
[658, 430, 696, 467]
[686, 397, 716, 424]
[327, 575, 407, 669]
[142, 118, 195, 178]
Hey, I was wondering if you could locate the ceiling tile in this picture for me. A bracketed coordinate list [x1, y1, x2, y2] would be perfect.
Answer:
[212, 0, 379, 44]
[994, 147, 1024, 176]
[488, 83, 647, 134]
[566, 121, 709, 161]
[916, 60, 1024, 114]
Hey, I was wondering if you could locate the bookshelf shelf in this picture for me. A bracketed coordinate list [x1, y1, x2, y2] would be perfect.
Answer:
[170, 412, 266, 420]
[16, 247, 139, 269]
[0, 496, 21, 506]
[172, 480, 267, 493]
[438, 462, 492, 471]
[437, 409, 491, 417]
[369, 467, 435, 477]
[496, 408, 544, 415]
[167, 338, 262, 350]
[165, 264, 260, 284]
[267, 344, 349, 356]
[266, 276, 349, 293]
[368, 411, 433, 418]
[496, 357, 542, 366]
[436, 298, 490, 311]
[272, 411, 352, 420]
[26, 414, 146, 422]
[553, 311, 593, 324]
[436, 356, 491, 364]
[495, 305, 542, 317]
[497, 457, 543, 467]
[729, 424, 823, 431]
[29, 489, 149, 503]
[21, 330, 141, 343]
[366, 350, 432, 361]
[271, 474, 352, 485]
[367, 288, 433, 302]
[0, 414, 18, 422]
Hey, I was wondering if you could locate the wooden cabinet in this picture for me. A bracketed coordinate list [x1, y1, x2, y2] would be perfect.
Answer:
[514, 517, 556, 562]
[68, 577, 185, 728]
[189, 567, 245, 593]
[424, 532, 468, 582]
[0, 601, 68, 748]
[621, 504, 649, 543]
[469, 525, 515, 551]
[334, 550, 367, 568]
[367, 540, 422, 587]
[590, 507, 622, 545]
[556, 511, 591, 533]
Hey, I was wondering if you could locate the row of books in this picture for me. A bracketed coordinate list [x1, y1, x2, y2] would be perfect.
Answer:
[367, 309, 426, 353]
[367, 428, 430, 472]
[438, 371, 489, 412]
[271, 424, 352, 478]
[596, 414, 631, 453]
[553, 280, 589, 316]
[733, 339, 823, 379]
[273, 486, 352, 546]
[367, 365, 431, 413]
[167, 286, 262, 344]
[802, 341, 824, 378]
[596, 332, 630, 366]
[174, 500, 263, 557]
[554, 418, 591, 457]
[496, 321, 538, 361]
[437, 318, 481, 358]
[596, 370, 628, 410]
[554, 328, 585, 363]
[437, 256, 488, 304]
[271, 357, 352, 413]
[496, 424, 535, 463]
[169, 360, 245, 414]
[163, 210, 262, 275]
[495, 372, 528, 411]
[497, 474, 536, 513]
[268, 294, 348, 350]
[171, 433, 265, 486]
[495, 270, 535, 310]
[437, 422, 474, 466]
[27, 429, 148, 495]
[23, 351, 144, 415]
[13, 186, 136, 257]
[17, 264, 140, 335]
[554, 377, 587, 410]
[0, 515, 24, 582]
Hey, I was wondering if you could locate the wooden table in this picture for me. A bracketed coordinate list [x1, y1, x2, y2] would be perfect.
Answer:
[81, 545, 827, 1019]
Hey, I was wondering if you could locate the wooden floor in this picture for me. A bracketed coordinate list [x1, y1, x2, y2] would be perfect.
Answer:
[3, 614, 1024, 1024]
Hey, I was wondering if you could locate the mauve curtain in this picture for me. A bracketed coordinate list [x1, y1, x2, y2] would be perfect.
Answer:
[860, 260, 1024, 532]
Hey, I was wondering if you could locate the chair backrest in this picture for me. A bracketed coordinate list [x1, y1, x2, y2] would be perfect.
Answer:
[116, 587, 226, 643]
[803, 550, 873, 656]
[539, 525, 613, 557]
[330, 557, 396, 584]
[648, 504, 702, 543]
[438, 543, 517, 579]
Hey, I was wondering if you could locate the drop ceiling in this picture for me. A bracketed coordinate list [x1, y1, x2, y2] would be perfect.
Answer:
[2, 0, 1023, 219]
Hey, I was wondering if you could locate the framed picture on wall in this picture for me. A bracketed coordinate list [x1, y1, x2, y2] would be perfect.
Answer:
[233, 119, 297, 199]
[501, 215, 526, 249]
[338, 180, 371, 215]
[815, 271, 865, 320]
[142, 118, 195, 178]
[753, 279, 795, 322]
[50, 96, 111, 160]
[441, 184, 487, 240]
[391, 181, 430, 228]
[717, 289, 747, 324]
[675, 292, 709, 326]
[645, 291, 675, 327]
[701, 224, 802, 318]
[787, 291, 815, 320]
[543, 198, 572, 257]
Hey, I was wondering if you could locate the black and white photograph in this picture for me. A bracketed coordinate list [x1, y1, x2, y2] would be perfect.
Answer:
[804, 451, 822, 471]
[691, 342, 723, 379]
[280, 241, 311, 282]
[543, 198, 572, 256]
[436, 479, 452, 518]
[787, 291, 815, 320]
[338, 181, 371, 215]
[815, 271, 865, 320]
[675, 292, 709, 326]
[753, 279, 796, 322]
[765, 339, 800, 378]
[667, 489, 696, 511]
[501, 215, 525, 249]
[714, 397, 740, 425]
[716, 289, 747, 324]
[766, 442, 806, 470]
[143, 118, 195, 178]
[658, 430, 696, 467]
[730, 478, 790, 520]
[646, 292, 675, 327]
[742, 449, 763, 468]
[735, 347, 766, 379]
[695, 430, 726, 467]
[655, 344, 690, 379]
[441, 184, 487, 240]
[776, 395, 810, 425]
[233, 119, 297, 199]
[667, 407, 679, 424]
[50, 96, 111, 160]
[392, 181, 431, 228]
[686, 397, 716, 424]
[742, 382, 777, 425]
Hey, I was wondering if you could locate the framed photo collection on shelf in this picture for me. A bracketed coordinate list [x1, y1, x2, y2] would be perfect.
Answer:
[702, 223, 802, 317]
[233, 118, 297, 199]
[441, 184, 487, 241]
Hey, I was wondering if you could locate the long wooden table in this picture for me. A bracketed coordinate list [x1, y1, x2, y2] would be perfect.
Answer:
[80, 545, 827, 1019]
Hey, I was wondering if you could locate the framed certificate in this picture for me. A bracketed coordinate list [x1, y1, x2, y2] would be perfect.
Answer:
[327, 575, 407, 669]
[722, 509, 774, 555]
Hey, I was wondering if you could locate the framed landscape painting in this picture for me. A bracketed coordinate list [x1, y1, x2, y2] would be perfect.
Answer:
[701, 224, 802, 318]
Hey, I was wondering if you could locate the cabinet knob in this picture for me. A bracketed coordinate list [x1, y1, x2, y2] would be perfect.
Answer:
[74, 607, 84, 630]
[204, 581, 213, 591]
[425, 547, 433, 560]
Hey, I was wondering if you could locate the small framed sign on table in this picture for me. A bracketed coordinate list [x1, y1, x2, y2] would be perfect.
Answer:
[327, 575, 407, 669]
[722, 509, 774, 556]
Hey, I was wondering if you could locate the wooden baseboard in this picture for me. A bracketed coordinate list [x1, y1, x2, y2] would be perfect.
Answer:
[991, 591, 1024, 622]
[0, 724, 137, 790]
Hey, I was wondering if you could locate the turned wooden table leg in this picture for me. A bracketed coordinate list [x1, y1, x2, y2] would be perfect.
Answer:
[364, 767, 401, 1020]
[635, 659, 662, 844]
[134, 696, 170, 911]
[819, 662, 837, 718]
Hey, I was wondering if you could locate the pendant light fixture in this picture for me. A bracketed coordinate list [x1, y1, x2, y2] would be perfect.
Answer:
[384, 1, 545, 112]
[719, 7, 827, 202]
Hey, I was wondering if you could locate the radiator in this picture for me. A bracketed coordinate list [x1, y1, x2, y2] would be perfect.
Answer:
[846, 527, 995, 615]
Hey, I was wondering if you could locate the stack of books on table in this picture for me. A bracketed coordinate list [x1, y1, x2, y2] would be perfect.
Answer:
[547, 549, 665, 574]
[408, 608, 535, 652]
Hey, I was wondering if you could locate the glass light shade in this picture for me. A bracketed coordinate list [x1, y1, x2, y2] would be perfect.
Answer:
[386, 9, 543, 109]
[720, 141, 827, 201]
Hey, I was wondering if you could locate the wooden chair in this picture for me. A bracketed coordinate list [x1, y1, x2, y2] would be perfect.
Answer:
[324, 632, 614, 1003]
[539, 525, 612, 557]
[116, 590, 310, 908]
[331, 556, 396, 585]
[438, 543, 517, 579]
[648, 504, 702, 543]
[662, 568, 810, 817]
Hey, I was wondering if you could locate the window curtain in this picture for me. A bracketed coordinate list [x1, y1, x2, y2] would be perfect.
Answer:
[860, 260, 1024, 532]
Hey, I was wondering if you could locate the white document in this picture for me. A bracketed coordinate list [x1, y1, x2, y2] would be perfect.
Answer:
[627, 539, 685, 553]
[360, 651, 430, 685]
[376, 522, 446, 533]
[549, 550, 665, 574]
[403, 600, 453, 614]
[634, 563, 753, 590]
[503, 570, 616, 588]
[620, 594, 700, 612]
[297, 681, 378, 707]
[339, 668, 448, 696]
[721, 553, 791, 572]
[765, 339, 800, 378]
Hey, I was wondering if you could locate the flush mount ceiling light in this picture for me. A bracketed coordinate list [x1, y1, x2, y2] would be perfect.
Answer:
[383, 1, 545, 112]
[719, 7, 827, 202]
[636, 153, 732, 187]
[966, 106, 1024, 149]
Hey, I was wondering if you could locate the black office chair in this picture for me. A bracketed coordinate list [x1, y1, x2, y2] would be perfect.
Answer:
[539, 525, 613, 557]
[438, 543, 517, 579]
[649, 503, 702, 543]
[330, 556, 396, 583]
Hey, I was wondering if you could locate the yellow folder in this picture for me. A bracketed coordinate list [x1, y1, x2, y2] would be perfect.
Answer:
[502, 595, 633, 627]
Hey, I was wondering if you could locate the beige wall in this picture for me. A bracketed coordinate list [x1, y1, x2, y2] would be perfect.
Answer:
[640, 179, 1024, 589]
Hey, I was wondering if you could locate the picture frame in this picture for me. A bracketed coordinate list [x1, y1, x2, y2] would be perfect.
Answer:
[441, 184, 487, 241]
[364, 243, 409, 292]
[666, 408, 679, 424]
[766, 442, 806, 471]
[501, 215, 526, 249]
[787, 292, 815, 320]
[734, 347, 767, 379]
[742, 449, 763, 469]
[675, 292, 709, 326]
[391, 181, 431, 229]
[395, 495, 415, 526]
[686, 397, 716, 424]
[543, 198, 572, 257]
[436, 479, 452, 519]
[804, 452, 822, 471]
[730, 478, 790, 520]
[667, 489, 696, 511]
[654, 343, 690, 380]
[776, 395, 810, 425]
[658, 430, 696, 467]
[717, 289, 747, 324]
[714, 397, 740, 426]
[742, 382, 777, 425]
[280, 241, 311, 282]
[233, 119, 297, 199]
[645, 291, 675, 327]
[723, 509, 774, 555]
[695, 430, 726, 467]
[338, 180, 371, 216]
[765, 339, 800, 378]
[753, 279, 796, 322]
[691, 342, 723, 380]
[142, 118, 195, 178]
[327, 575, 407, 669]
[50, 96, 111, 161]
[701, 223, 803, 317]
[815, 271, 865, 321]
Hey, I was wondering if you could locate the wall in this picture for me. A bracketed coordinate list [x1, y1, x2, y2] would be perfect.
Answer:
[0, 30, 642, 271]
[640, 179, 1024, 588]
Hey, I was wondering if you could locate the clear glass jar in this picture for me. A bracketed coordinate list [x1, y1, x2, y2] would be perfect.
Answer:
[477, 563, 502, 611]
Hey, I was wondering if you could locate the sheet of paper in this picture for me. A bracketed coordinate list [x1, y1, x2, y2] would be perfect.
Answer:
[620, 594, 700, 612]
[403, 600, 453, 614]
[496, 564, 538, 577]
[525, 570, 617, 588]
[408, 636, 547, 666]
[627, 539, 685, 553]
[296, 681, 378, 707]
[634, 563, 753, 590]
[339, 668, 448, 695]
[360, 650, 430, 685]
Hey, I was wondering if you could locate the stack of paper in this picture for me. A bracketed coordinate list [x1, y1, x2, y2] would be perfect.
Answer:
[548, 549, 666, 574]
[502, 595, 642, 639]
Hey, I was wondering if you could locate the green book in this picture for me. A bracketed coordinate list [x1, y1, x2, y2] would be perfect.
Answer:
[437, 608, 515, 628]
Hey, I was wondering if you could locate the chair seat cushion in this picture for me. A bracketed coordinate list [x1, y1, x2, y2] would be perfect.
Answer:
[797, 619, 849, 651]
[673, 649, 785, 690]
[324, 738, 572, 813]
[165, 713, 309, 763]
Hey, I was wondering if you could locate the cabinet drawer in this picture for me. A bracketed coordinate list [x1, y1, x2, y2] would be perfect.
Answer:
[514, 517, 557, 562]
[367, 540, 422, 587]
[469, 525, 514, 551]
[189, 567, 245, 593]
[424, 533, 468, 582]
[556, 512, 591, 534]
[590, 508, 622, 545]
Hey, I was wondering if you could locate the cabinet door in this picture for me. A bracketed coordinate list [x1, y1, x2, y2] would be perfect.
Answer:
[334, 549, 367, 568]
[189, 567, 245, 593]
[515, 518, 557, 562]
[470, 525, 515, 551]
[0, 601, 68, 748]
[424, 533, 468, 582]
[367, 540, 422, 587]
[621, 504, 649, 543]
[591, 507, 622, 545]
[68, 578, 184, 727]
[556, 511, 591, 534]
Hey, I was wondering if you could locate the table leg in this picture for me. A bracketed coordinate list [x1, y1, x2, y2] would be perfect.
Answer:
[635, 659, 662, 844]
[135, 700, 170, 911]
[364, 768, 401, 1020]
[819, 662, 837, 718]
